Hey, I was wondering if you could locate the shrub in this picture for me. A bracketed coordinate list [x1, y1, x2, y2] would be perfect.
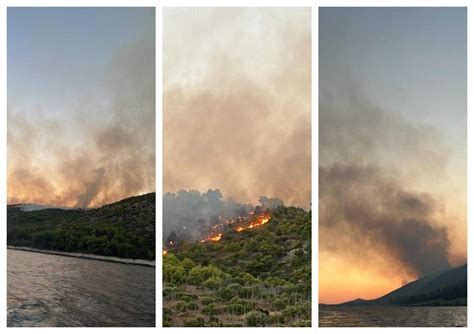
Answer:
[179, 294, 198, 302]
[245, 310, 268, 327]
[203, 276, 223, 290]
[184, 318, 206, 327]
[223, 303, 245, 315]
[175, 301, 198, 312]
[188, 264, 225, 284]
[202, 303, 220, 316]
[238, 286, 261, 299]
[283, 303, 310, 319]
[268, 311, 285, 325]
[218, 286, 235, 300]
[272, 298, 288, 311]
[163, 286, 178, 300]
[200, 296, 216, 305]
[163, 307, 173, 327]
[181, 257, 195, 271]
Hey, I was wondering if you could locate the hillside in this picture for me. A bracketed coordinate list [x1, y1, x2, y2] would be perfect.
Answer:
[163, 206, 311, 327]
[7, 193, 155, 260]
[333, 264, 467, 307]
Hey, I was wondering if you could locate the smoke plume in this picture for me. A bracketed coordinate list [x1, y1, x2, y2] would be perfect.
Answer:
[8, 29, 155, 208]
[163, 8, 311, 208]
[320, 88, 456, 278]
[320, 164, 450, 277]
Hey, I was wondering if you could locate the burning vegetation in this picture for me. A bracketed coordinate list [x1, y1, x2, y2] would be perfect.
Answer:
[162, 190, 311, 327]
[163, 189, 284, 256]
[165, 212, 272, 253]
[201, 233, 222, 243]
[235, 213, 271, 232]
[163, 205, 311, 327]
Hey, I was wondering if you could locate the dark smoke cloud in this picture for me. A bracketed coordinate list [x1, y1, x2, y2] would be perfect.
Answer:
[320, 164, 450, 277]
[320, 88, 456, 278]
[8, 27, 155, 208]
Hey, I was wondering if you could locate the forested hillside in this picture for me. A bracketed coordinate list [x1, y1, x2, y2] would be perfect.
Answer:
[7, 193, 155, 260]
[163, 206, 311, 327]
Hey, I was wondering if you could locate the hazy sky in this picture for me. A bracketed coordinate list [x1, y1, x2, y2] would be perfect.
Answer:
[8, 8, 155, 207]
[163, 8, 311, 207]
[319, 8, 466, 304]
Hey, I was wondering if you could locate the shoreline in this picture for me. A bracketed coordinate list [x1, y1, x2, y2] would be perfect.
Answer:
[7, 246, 155, 267]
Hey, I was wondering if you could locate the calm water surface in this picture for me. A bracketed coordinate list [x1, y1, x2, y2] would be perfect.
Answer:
[8, 249, 155, 327]
[319, 306, 467, 327]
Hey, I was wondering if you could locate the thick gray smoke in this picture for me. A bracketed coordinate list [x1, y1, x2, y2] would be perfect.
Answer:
[163, 8, 311, 208]
[163, 189, 283, 242]
[8, 22, 155, 208]
[320, 88, 454, 278]
[320, 164, 450, 277]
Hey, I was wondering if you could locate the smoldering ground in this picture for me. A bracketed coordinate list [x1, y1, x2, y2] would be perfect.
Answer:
[8, 32, 155, 208]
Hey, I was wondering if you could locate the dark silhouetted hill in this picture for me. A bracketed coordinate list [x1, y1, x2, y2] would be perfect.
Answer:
[7, 193, 155, 260]
[333, 264, 466, 307]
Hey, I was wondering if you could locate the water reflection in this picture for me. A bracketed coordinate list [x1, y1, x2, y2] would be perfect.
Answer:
[8, 249, 155, 327]
[319, 306, 467, 327]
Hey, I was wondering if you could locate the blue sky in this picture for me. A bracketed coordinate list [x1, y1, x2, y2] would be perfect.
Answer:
[8, 7, 154, 119]
[320, 7, 466, 142]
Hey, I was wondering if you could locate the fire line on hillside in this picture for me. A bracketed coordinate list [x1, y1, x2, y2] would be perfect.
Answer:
[163, 212, 271, 255]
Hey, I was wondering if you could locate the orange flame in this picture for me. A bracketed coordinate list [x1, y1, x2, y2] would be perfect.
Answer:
[236, 213, 271, 232]
[200, 233, 222, 243]
[209, 233, 222, 242]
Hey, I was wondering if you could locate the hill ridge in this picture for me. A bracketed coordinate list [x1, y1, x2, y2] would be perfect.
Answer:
[332, 264, 467, 307]
[7, 192, 155, 260]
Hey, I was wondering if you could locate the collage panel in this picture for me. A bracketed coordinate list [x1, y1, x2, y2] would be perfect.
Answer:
[163, 7, 312, 327]
[7, 7, 156, 327]
[319, 7, 467, 327]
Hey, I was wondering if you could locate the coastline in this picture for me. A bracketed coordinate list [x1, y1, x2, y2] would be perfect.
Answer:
[7, 246, 155, 267]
